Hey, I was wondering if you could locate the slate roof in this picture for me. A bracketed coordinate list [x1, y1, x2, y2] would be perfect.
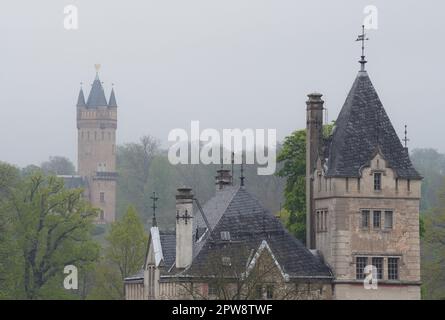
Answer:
[126, 186, 332, 282]
[325, 70, 421, 180]
[182, 187, 332, 279]
[108, 88, 117, 107]
[160, 231, 176, 271]
[76, 88, 86, 107]
[86, 74, 108, 107]
[58, 175, 85, 189]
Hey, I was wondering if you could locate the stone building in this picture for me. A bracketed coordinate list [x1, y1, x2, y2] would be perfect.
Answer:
[124, 30, 422, 300]
[305, 49, 422, 299]
[124, 170, 334, 300]
[74, 67, 118, 223]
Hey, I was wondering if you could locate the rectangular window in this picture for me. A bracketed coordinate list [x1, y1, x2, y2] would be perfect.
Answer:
[323, 211, 327, 232]
[220, 231, 231, 241]
[361, 210, 370, 229]
[346, 178, 349, 192]
[373, 211, 381, 229]
[255, 286, 263, 299]
[100, 192, 105, 203]
[384, 211, 393, 229]
[374, 173, 382, 191]
[388, 258, 399, 280]
[356, 257, 368, 280]
[407, 180, 411, 192]
[357, 178, 361, 192]
[395, 178, 399, 191]
[266, 285, 274, 299]
[208, 283, 218, 296]
[372, 257, 384, 280]
[222, 256, 231, 266]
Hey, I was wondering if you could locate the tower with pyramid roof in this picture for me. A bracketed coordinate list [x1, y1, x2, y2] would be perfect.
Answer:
[305, 28, 422, 299]
[76, 66, 118, 223]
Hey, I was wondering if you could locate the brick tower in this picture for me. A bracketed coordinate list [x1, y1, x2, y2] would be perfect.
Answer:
[76, 65, 117, 223]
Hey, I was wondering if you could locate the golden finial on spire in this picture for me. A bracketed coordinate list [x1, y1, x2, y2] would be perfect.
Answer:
[94, 64, 101, 73]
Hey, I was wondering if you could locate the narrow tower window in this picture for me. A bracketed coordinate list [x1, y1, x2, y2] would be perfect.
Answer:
[373, 211, 381, 229]
[374, 173, 382, 191]
[361, 210, 370, 229]
[100, 192, 105, 203]
[384, 211, 393, 229]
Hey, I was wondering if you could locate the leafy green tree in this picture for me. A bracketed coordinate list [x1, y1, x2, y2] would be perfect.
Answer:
[421, 181, 445, 299]
[8, 174, 100, 299]
[276, 124, 333, 243]
[411, 148, 445, 211]
[0, 162, 21, 298]
[105, 206, 148, 297]
[276, 129, 307, 242]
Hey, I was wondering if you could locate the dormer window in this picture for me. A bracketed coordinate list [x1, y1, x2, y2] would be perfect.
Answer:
[374, 173, 382, 191]
[220, 231, 231, 241]
[222, 256, 231, 266]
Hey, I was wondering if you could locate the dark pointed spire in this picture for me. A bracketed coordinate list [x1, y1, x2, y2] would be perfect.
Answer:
[109, 85, 117, 107]
[150, 192, 159, 227]
[356, 25, 369, 71]
[77, 83, 86, 107]
[86, 64, 108, 107]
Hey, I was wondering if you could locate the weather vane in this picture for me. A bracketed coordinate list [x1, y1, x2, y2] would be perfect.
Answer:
[356, 25, 369, 71]
[150, 192, 159, 227]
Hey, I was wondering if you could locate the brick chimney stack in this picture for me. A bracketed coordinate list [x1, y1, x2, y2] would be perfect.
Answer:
[175, 187, 194, 269]
[306, 93, 324, 249]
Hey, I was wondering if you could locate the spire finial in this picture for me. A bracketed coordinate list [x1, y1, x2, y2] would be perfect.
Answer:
[403, 125, 410, 148]
[240, 154, 245, 187]
[356, 25, 369, 71]
[150, 192, 159, 227]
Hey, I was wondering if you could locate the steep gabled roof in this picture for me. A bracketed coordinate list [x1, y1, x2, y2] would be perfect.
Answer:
[325, 71, 421, 179]
[183, 187, 332, 279]
[86, 73, 108, 107]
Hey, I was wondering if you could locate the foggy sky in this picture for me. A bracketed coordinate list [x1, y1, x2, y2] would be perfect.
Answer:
[1, 0, 444, 168]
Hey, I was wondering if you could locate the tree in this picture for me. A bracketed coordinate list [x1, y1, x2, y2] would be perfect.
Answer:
[116, 135, 160, 221]
[0, 162, 21, 298]
[421, 181, 445, 299]
[105, 206, 148, 297]
[8, 174, 100, 299]
[41, 156, 76, 176]
[276, 125, 333, 243]
[411, 148, 445, 211]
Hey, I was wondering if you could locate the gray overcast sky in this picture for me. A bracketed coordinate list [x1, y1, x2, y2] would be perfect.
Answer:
[1, 0, 444, 168]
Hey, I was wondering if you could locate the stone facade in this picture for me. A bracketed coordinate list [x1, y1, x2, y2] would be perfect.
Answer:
[306, 68, 422, 299]
[313, 153, 421, 299]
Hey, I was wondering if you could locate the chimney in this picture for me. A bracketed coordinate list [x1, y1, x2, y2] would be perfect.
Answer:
[175, 187, 194, 269]
[215, 169, 232, 191]
[306, 93, 324, 249]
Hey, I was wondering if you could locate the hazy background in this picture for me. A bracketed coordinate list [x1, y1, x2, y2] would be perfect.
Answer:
[1, 0, 444, 168]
